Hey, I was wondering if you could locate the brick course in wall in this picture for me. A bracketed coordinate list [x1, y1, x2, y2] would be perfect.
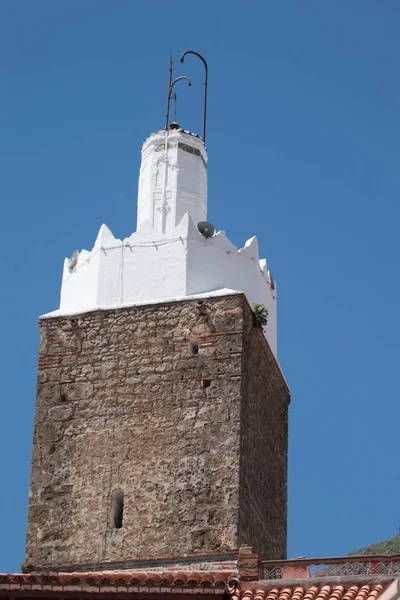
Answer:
[25, 294, 289, 571]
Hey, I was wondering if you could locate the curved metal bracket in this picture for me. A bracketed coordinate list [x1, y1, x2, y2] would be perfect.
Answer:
[180, 50, 208, 143]
[165, 74, 191, 131]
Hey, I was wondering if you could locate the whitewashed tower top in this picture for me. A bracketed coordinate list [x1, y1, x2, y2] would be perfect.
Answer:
[137, 129, 207, 234]
[45, 126, 278, 357]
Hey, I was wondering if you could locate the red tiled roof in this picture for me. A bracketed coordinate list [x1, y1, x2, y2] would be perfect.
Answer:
[0, 570, 238, 594]
[231, 584, 387, 600]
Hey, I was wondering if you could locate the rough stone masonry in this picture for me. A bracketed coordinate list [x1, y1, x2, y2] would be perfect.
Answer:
[24, 293, 290, 571]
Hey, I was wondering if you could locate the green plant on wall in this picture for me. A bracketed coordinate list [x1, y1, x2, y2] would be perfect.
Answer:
[252, 303, 269, 329]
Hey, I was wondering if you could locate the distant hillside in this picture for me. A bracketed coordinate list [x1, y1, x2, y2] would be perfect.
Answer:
[350, 535, 400, 556]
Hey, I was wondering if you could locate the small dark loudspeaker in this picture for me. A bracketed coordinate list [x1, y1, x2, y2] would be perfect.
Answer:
[68, 250, 79, 272]
[197, 221, 215, 238]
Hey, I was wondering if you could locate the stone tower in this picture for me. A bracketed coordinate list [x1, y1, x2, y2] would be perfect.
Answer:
[25, 103, 290, 571]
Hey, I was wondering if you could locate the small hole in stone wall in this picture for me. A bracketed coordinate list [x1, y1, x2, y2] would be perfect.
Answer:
[49, 444, 56, 455]
[110, 490, 124, 529]
[201, 377, 213, 389]
[60, 393, 67, 403]
[188, 339, 199, 355]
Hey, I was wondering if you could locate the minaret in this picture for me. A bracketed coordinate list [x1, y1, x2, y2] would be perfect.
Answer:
[24, 55, 290, 572]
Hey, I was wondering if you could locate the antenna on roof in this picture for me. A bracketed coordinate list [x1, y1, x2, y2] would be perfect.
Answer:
[173, 93, 177, 123]
[164, 55, 173, 131]
[164, 54, 191, 131]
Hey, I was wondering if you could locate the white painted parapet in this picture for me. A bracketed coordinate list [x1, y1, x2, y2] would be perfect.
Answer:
[137, 129, 207, 234]
[46, 129, 278, 357]
[52, 216, 277, 356]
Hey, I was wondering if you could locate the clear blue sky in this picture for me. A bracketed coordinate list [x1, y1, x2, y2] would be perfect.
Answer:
[1, 1, 400, 573]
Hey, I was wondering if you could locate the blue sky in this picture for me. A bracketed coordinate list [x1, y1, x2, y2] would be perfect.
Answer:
[1, 1, 400, 573]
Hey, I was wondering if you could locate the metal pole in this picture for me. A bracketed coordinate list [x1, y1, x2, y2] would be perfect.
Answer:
[164, 55, 173, 131]
[180, 50, 208, 143]
[165, 76, 191, 130]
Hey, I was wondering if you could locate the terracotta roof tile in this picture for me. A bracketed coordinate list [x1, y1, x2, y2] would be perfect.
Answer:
[0, 570, 238, 594]
[232, 584, 386, 600]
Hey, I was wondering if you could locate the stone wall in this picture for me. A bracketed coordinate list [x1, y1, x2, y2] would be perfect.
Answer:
[239, 302, 289, 559]
[25, 294, 289, 571]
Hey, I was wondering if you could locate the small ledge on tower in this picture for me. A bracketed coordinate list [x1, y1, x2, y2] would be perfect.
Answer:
[41, 288, 242, 319]
[175, 128, 202, 139]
